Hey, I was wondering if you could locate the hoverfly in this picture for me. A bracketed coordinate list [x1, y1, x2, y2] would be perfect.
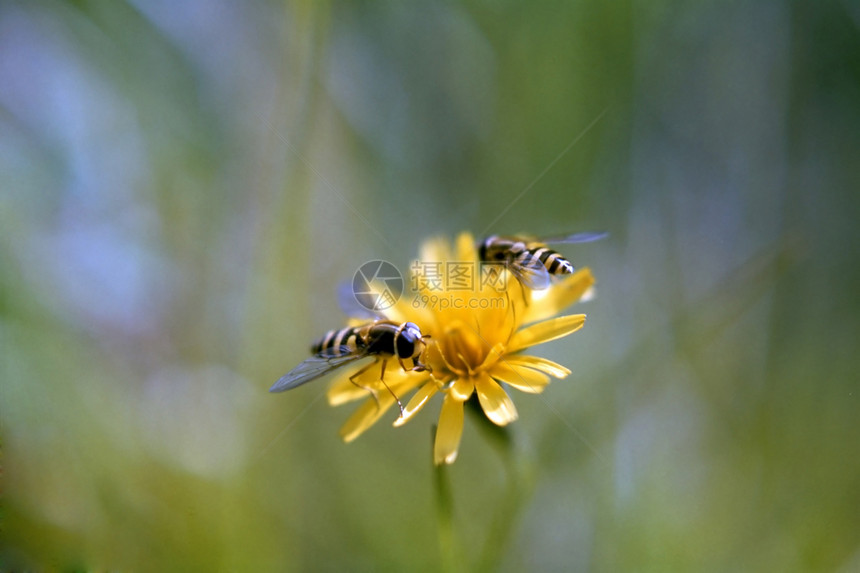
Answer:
[269, 321, 431, 416]
[478, 232, 607, 290]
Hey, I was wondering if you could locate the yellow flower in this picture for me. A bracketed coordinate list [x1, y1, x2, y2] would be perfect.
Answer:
[326, 232, 596, 464]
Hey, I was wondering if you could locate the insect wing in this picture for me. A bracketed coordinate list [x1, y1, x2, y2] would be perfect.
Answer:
[269, 348, 366, 393]
[543, 231, 609, 244]
[508, 256, 552, 290]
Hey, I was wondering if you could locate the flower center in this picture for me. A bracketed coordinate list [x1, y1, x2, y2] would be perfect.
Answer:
[436, 320, 502, 377]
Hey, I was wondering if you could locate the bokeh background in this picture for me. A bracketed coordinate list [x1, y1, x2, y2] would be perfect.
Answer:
[3, 1, 859, 570]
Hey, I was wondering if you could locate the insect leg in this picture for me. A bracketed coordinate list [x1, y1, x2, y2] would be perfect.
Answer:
[379, 359, 405, 418]
[413, 335, 432, 373]
[349, 359, 381, 410]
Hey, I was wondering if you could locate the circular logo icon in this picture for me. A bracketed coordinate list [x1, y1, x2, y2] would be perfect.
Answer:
[352, 260, 403, 312]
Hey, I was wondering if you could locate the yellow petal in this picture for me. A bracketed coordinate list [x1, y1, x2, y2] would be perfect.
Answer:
[339, 391, 396, 443]
[419, 236, 453, 264]
[434, 395, 464, 465]
[475, 373, 518, 425]
[328, 381, 367, 406]
[502, 355, 571, 379]
[326, 361, 381, 406]
[422, 341, 450, 376]
[524, 268, 595, 324]
[326, 361, 426, 406]
[455, 232, 477, 262]
[507, 314, 586, 353]
[476, 342, 506, 371]
[384, 295, 428, 326]
[489, 361, 551, 393]
[448, 376, 474, 401]
[393, 381, 438, 427]
[327, 376, 364, 406]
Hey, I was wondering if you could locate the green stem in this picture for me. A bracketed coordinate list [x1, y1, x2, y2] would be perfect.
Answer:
[466, 397, 536, 572]
[432, 426, 464, 573]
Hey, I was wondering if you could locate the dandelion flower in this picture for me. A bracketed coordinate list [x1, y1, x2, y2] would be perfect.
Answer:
[326, 232, 596, 464]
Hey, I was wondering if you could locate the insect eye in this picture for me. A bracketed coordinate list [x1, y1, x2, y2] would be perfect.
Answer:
[396, 333, 415, 359]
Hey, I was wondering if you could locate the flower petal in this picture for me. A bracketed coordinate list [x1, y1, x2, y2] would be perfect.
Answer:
[489, 361, 551, 394]
[476, 342, 506, 371]
[327, 361, 381, 406]
[448, 376, 474, 401]
[385, 294, 434, 327]
[455, 232, 477, 262]
[419, 236, 454, 264]
[475, 373, 518, 425]
[326, 361, 427, 406]
[393, 381, 438, 427]
[339, 391, 397, 443]
[507, 314, 586, 353]
[502, 355, 571, 379]
[434, 395, 464, 465]
[524, 268, 595, 324]
[328, 378, 369, 406]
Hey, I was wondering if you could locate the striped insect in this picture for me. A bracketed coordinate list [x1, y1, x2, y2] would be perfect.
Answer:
[269, 321, 430, 416]
[478, 232, 608, 290]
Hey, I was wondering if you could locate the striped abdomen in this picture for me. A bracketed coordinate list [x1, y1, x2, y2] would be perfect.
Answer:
[521, 245, 574, 276]
[312, 326, 365, 356]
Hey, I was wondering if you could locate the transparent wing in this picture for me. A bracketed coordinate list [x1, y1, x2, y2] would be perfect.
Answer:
[337, 281, 385, 321]
[269, 348, 368, 393]
[542, 231, 609, 244]
[508, 256, 552, 290]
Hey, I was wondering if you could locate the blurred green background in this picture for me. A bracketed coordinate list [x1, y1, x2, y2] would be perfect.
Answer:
[2, 0, 859, 570]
